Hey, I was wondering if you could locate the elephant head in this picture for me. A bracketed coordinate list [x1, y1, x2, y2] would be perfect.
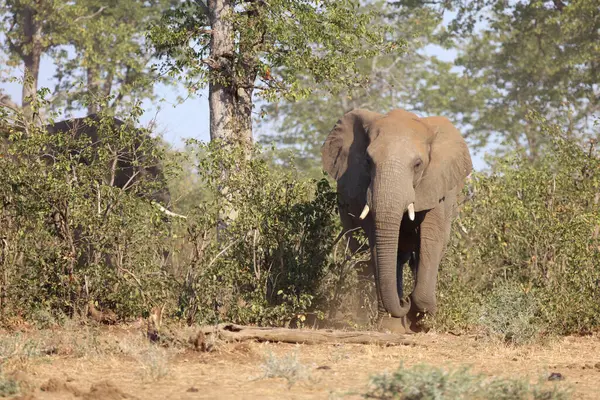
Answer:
[322, 108, 472, 320]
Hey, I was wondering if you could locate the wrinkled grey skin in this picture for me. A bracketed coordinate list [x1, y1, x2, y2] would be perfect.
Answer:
[322, 108, 472, 333]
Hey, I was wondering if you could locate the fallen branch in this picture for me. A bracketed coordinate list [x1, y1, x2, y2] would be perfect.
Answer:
[197, 323, 416, 347]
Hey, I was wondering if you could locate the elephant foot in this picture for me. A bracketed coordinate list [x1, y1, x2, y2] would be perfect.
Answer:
[376, 312, 430, 335]
[376, 315, 417, 334]
[406, 310, 431, 333]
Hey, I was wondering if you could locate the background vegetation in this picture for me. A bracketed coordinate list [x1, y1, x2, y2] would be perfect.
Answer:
[0, 0, 599, 345]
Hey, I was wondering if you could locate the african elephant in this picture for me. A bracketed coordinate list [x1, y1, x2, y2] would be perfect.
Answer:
[321, 108, 472, 333]
[45, 114, 171, 208]
[43, 114, 186, 271]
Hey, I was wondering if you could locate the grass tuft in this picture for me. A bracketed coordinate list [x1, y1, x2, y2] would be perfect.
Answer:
[258, 350, 312, 388]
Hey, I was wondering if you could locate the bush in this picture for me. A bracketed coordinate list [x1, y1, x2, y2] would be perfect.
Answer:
[437, 111, 600, 338]
[0, 111, 175, 320]
[5, 101, 597, 338]
[173, 139, 354, 326]
[0, 108, 361, 328]
[364, 363, 570, 400]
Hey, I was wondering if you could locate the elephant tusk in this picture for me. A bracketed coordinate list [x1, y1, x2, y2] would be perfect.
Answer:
[359, 204, 370, 220]
[152, 201, 188, 219]
[407, 203, 415, 221]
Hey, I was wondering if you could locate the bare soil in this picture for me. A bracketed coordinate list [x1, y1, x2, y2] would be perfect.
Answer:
[3, 322, 600, 399]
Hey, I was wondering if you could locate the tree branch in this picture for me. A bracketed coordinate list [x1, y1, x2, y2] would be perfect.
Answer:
[196, 323, 416, 346]
[73, 6, 107, 23]
[0, 94, 21, 112]
[6, 16, 25, 60]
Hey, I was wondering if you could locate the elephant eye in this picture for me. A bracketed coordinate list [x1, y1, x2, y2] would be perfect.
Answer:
[414, 158, 423, 170]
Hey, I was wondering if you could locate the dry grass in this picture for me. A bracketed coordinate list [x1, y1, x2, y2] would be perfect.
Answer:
[0, 321, 597, 399]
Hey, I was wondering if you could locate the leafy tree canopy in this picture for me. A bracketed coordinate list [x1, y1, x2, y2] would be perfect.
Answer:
[148, 0, 404, 142]
[257, 1, 479, 176]
[397, 0, 600, 161]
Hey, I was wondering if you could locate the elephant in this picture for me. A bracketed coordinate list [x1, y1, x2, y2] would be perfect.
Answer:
[44, 114, 171, 207]
[1, 113, 184, 315]
[43, 114, 186, 266]
[2, 113, 174, 209]
[321, 108, 472, 333]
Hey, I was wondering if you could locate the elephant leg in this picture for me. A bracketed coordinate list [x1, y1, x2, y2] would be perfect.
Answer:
[408, 202, 453, 330]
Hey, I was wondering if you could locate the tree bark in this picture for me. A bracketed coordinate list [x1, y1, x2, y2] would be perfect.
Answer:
[207, 0, 257, 241]
[208, 0, 236, 142]
[207, 0, 253, 147]
[20, 7, 43, 121]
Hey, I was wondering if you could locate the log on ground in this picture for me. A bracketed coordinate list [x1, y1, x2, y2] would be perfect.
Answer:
[197, 323, 415, 346]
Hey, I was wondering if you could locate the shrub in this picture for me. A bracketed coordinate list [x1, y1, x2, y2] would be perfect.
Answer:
[0, 107, 356, 327]
[0, 110, 176, 321]
[173, 139, 347, 326]
[7, 98, 597, 338]
[258, 350, 311, 388]
[364, 363, 570, 400]
[437, 111, 600, 337]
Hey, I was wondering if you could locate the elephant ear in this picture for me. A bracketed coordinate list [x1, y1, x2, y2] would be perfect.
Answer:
[414, 116, 472, 211]
[321, 109, 384, 201]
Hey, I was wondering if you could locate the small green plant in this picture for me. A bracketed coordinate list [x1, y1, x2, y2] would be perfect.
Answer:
[258, 350, 311, 388]
[0, 375, 19, 397]
[137, 346, 170, 382]
[0, 334, 42, 365]
[364, 363, 570, 400]
[477, 283, 545, 345]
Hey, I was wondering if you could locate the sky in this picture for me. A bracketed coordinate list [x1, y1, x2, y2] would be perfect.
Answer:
[0, 11, 488, 171]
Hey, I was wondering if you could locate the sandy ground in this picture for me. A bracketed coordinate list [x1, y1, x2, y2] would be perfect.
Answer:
[3, 323, 599, 399]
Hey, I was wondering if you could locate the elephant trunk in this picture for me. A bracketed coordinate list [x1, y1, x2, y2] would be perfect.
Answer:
[370, 163, 413, 318]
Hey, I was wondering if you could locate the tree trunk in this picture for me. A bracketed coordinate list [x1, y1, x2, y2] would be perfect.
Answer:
[21, 7, 43, 121]
[208, 0, 235, 143]
[207, 0, 256, 241]
[86, 66, 100, 115]
[207, 0, 253, 147]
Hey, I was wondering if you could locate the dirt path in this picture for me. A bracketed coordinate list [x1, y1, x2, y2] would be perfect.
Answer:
[5, 326, 600, 399]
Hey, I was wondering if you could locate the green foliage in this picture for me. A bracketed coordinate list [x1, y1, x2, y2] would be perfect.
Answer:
[364, 363, 570, 400]
[0, 111, 175, 320]
[0, 375, 19, 397]
[437, 112, 600, 338]
[176, 139, 343, 325]
[1, 105, 361, 327]
[148, 0, 402, 104]
[0, 0, 176, 116]
[0, 0, 80, 66]
[257, 1, 468, 176]
[395, 0, 600, 160]
[50, 0, 176, 115]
